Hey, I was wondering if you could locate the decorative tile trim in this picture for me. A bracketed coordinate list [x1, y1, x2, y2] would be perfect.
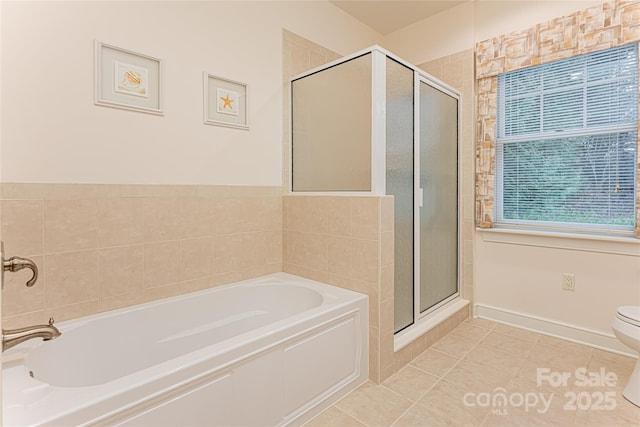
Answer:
[474, 0, 640, 237]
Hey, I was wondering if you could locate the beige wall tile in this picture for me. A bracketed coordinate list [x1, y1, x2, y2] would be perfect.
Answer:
[283, 192, 388, 382]
[380, 263, 394, 302]
[99, 289, 143, 313]
[327, 236, 352, 278]
[410, 333, 429, 359]
[2, 310, 47, 330]
[214, 234, 243, 274]
[143, 241, 181, 287]
[326, 273, 351, 289]
[49, 300, 101, 323]
[380, 297, 394, 335]
[214, 197, 244, 235]
[44, 199, 97, 253]
[287, 229, 329, 272]
[351, 197, 380, 240]
[302, 233, 329, 272]
[381, 231, 394, 267]
[392, 346, 414, 377]
[45, 250, 98, 307]
[352, 239, 379, 283]
[181, 197, 213, 239]
[328, 196, 352, 236]
[143, 198, 182, 243]
[284, 231, 305, 267]
[213, 270, 244, 287]
[239, 232, 267, 270]
[266, 230, 283, 264]
[181, 237, 213, 281]
[347, 278, 379, 327]
[283, 263, 329, 284]
[98, 245, 144, 298]
[3, 184, 284, 324]
[97, 197, 144, 247]
[379, 331, 396, 379]
[242, 197, 281, 232]
[181, 277, 214, 294]
[369, 326, 380, 383]
[1, 200, 43, 256]
[240, 197, 262, 232]
[143, 282, 183, 302]
[290, 196, 330, 234]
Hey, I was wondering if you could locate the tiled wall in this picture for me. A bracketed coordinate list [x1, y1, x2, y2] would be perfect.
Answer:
[474, 0, 640, 235]
[282, 195, 469, 383]
[418, 49, 475, 303]
[0, 183, 282, 328]
[283, 195, 393, 383]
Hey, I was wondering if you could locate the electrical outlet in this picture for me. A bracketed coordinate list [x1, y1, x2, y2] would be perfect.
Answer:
[562, 273, 576, 291]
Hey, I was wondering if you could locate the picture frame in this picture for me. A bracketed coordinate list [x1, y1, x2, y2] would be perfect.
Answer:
[95, 41, 164, 115]
[204, 73, 249, 130]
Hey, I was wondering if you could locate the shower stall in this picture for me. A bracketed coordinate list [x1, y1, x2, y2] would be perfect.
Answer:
[290, 46, 462, 345]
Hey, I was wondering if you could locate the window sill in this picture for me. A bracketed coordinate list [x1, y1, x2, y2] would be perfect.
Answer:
[478, 227, 640, 256]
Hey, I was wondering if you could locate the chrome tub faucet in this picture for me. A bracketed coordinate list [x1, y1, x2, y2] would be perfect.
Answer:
[2, 318, 61, 352]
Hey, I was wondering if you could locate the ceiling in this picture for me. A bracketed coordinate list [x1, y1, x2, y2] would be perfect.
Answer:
[329, 1, 467, 35]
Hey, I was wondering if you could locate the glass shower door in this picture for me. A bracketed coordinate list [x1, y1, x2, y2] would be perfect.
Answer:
[418, 79, 459, 314]
[386, 58, 415, 333]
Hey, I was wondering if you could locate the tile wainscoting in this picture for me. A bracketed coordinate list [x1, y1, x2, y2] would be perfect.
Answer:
[0, 183, 283, 329]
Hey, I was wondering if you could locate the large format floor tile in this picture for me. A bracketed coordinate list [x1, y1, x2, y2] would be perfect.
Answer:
[304, 318, 640, 427]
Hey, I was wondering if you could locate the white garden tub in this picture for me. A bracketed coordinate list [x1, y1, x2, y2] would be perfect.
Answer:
[2, 273, 368, 426]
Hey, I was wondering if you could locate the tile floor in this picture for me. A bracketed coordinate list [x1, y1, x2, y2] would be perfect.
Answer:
[305, 317, 640, 427]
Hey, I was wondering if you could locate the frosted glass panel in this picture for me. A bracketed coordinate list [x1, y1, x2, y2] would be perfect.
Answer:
[419, 82, 458, 313]
[291, 54, 372, 191]
[386, 58, 415, 333]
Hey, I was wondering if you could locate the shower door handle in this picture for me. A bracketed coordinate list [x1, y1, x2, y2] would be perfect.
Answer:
[417, 188, 424, 208]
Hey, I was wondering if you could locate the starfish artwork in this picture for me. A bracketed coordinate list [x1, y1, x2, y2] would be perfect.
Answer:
[220, 94, 234, 110]
[216, 88, 239, 116]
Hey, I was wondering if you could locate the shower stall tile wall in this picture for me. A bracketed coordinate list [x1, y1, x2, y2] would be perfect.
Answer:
[283, 195, 469, 383]
[0, 183, 283, 329]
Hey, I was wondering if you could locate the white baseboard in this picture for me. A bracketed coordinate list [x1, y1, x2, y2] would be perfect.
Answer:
[474, 304, 637, 358]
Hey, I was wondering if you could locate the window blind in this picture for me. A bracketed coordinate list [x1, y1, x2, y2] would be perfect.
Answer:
[496, 43, 638, 234]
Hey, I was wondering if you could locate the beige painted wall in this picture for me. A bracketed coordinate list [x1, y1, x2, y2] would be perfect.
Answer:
[382, 1, 602, 64]
[382, 0, 640, 347]
[0, 1, 378, 186]
[475, 235, 640, 333]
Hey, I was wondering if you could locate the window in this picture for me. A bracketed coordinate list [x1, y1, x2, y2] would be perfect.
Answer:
[496, 44, 638, 234]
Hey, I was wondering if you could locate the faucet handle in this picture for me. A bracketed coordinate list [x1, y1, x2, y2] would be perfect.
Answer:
[3, 256, 39, 287]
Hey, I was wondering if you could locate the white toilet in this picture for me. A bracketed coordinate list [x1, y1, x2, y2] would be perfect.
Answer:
[612, 306, 640, 407]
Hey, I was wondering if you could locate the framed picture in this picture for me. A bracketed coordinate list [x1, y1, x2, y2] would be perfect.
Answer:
[204, 73, 249, 130]
[95, 41, 164, 115]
